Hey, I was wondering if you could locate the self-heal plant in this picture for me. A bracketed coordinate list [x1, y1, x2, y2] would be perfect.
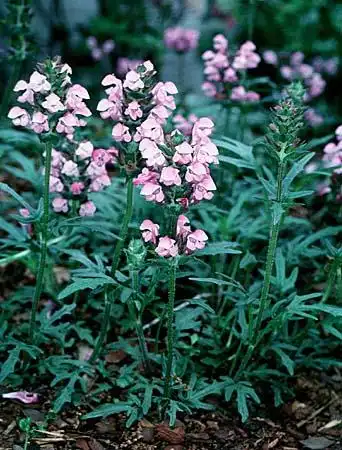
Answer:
[8, 57, 92, 343]
[90, 61, 179, 362]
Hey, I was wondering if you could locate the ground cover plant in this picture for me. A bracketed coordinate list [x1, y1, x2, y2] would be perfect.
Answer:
[0, 0, 341, 448]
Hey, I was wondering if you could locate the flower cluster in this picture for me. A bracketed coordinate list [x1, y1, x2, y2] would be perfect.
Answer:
[49, 141, 117, 216]
[133, 117, 218, 206]
[140, 215, 208, 258]
[8, 59, 91, 140]
[322, 125, 342, 174]
[202, 34, 261, 102]
[164, 27, 199, 53]
[86, 36, 115, 61]
[116, 57, 143, 77]
[277, 52, 326, 102]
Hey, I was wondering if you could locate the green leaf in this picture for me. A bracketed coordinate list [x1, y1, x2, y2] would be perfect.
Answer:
[58, 278, 116, 300]
[0, 348, 20, 384]
[237, 388, 249, 423]
[82, 403, 132, 419]
[0, 182, 33, 211]
[142, 385, 153, 415]
[283, 153, 314, 194]
[195, 241, 241, 256]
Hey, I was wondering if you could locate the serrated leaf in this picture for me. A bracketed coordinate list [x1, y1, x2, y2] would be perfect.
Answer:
[196, 241, 241, 256]
[0, 348, 20, 384]
[58, 278, 116, 300]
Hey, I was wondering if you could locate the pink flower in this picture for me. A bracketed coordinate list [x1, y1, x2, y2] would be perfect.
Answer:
[245, 91, 260, 102]
[19, 208, 30, 218]
[42, 93, 65, 113]
[28, 71, 51, 93]
[173, 142, 193, 165]
[2, 391, 39, 404]
[336, 125, 342, 140]
[185, 162, 207, 183]
[152, 82, 178, 110]
[231, 85, 247, 101]
[51, 149, 65, 169]
[123, 70, 144, 91]
[102, 74, 123, 90]
[291, 51, 304, 65]
[89, 174, 111, 192]
[263, 50, 278, 66]
[191, 118, 214, 145]
[202, 82, 217, 97]
[150, 105, 170, 124]
[86, 36, 97, 49]
[223, 68, 238, 82]
[66, 84, 91, 116]
[233, 41, 261, 70]
[97, 98, 121, 120]
[49, 176, 64, 193]
[192, 174, 216, 202]
[164, 27, 199, 52]
[141, 183, 165, 203]
[62, 160, 79, 177]
[52, 197, 69, 213]
[70, 182, 85, 195]
[160, 166, 182, 186]
[79, 201, 96, 216]
[125, 101, 143, 120]
[176, 215, 191, 238]
[8, 107, 30, 127]
[102, 39, 115, 54]
[213, 34, 228, 53]
[112, 123, 132, 142]
[280, 65, 293, 80]
[56, 113, 79, 135]
[75, 141, 94, 160]
[116, 57, 143, 76]
[316, 183, 331, 196]
[136, 118, 164, 143]
[31, 112, 49, 133]
[92, 148, 111, 166]
[173, 114, 197, 136]
[186, 229, 208, 253]
[193, 141, 219, 165]
[140, 219, 160, 244]
[139, 139, 166, 168]
[155, 236, 178, 257]
[133, 168, 160, 186]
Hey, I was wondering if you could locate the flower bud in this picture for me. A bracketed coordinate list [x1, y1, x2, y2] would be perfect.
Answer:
[126, 239, 147, 269]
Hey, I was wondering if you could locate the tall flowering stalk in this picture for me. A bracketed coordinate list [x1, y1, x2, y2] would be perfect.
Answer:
[90, 61, 180, 362]
[234, 83, 306, 379]
[134, 107, 218, 409]
[8, 58, 92, 342]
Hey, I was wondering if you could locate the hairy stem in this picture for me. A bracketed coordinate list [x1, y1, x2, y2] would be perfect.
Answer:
[163, 260, 178, 406]
[29, 140, 53, 343]
[90, 179, 134, 363]
[234, 161, 284, 379]
[130, 269, 150, 372]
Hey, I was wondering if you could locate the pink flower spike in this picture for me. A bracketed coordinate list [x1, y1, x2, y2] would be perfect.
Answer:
[176, 215, 191, 238]
[49, 176, 64, 193]
[213, 34, 228, 53]
[2, 391, 39, 404]
[79, 201, 96, 216]
[186, 229, 208, 253]
[140, 219, 160, 244]
[155, 236, 178, 258]
[52, 197, 69, 213]
[160, 166, 182, 186]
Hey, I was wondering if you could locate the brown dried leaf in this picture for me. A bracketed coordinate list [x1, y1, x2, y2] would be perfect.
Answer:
[155, 423, 185, 444]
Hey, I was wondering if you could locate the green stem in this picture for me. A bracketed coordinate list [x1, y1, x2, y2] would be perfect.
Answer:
[234, 161, 284, 379]
[131, 269, 150, 372]
[321, 262, 337, 304]
[89, 289, 112, 363]
[0, 59, 22, 119]
[89, 178, 134, 363]
[163, 259, 178, 406]
[248, 0, 256, 41]
[110, 178, 134, 277]
[29, 140, 53, 343]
